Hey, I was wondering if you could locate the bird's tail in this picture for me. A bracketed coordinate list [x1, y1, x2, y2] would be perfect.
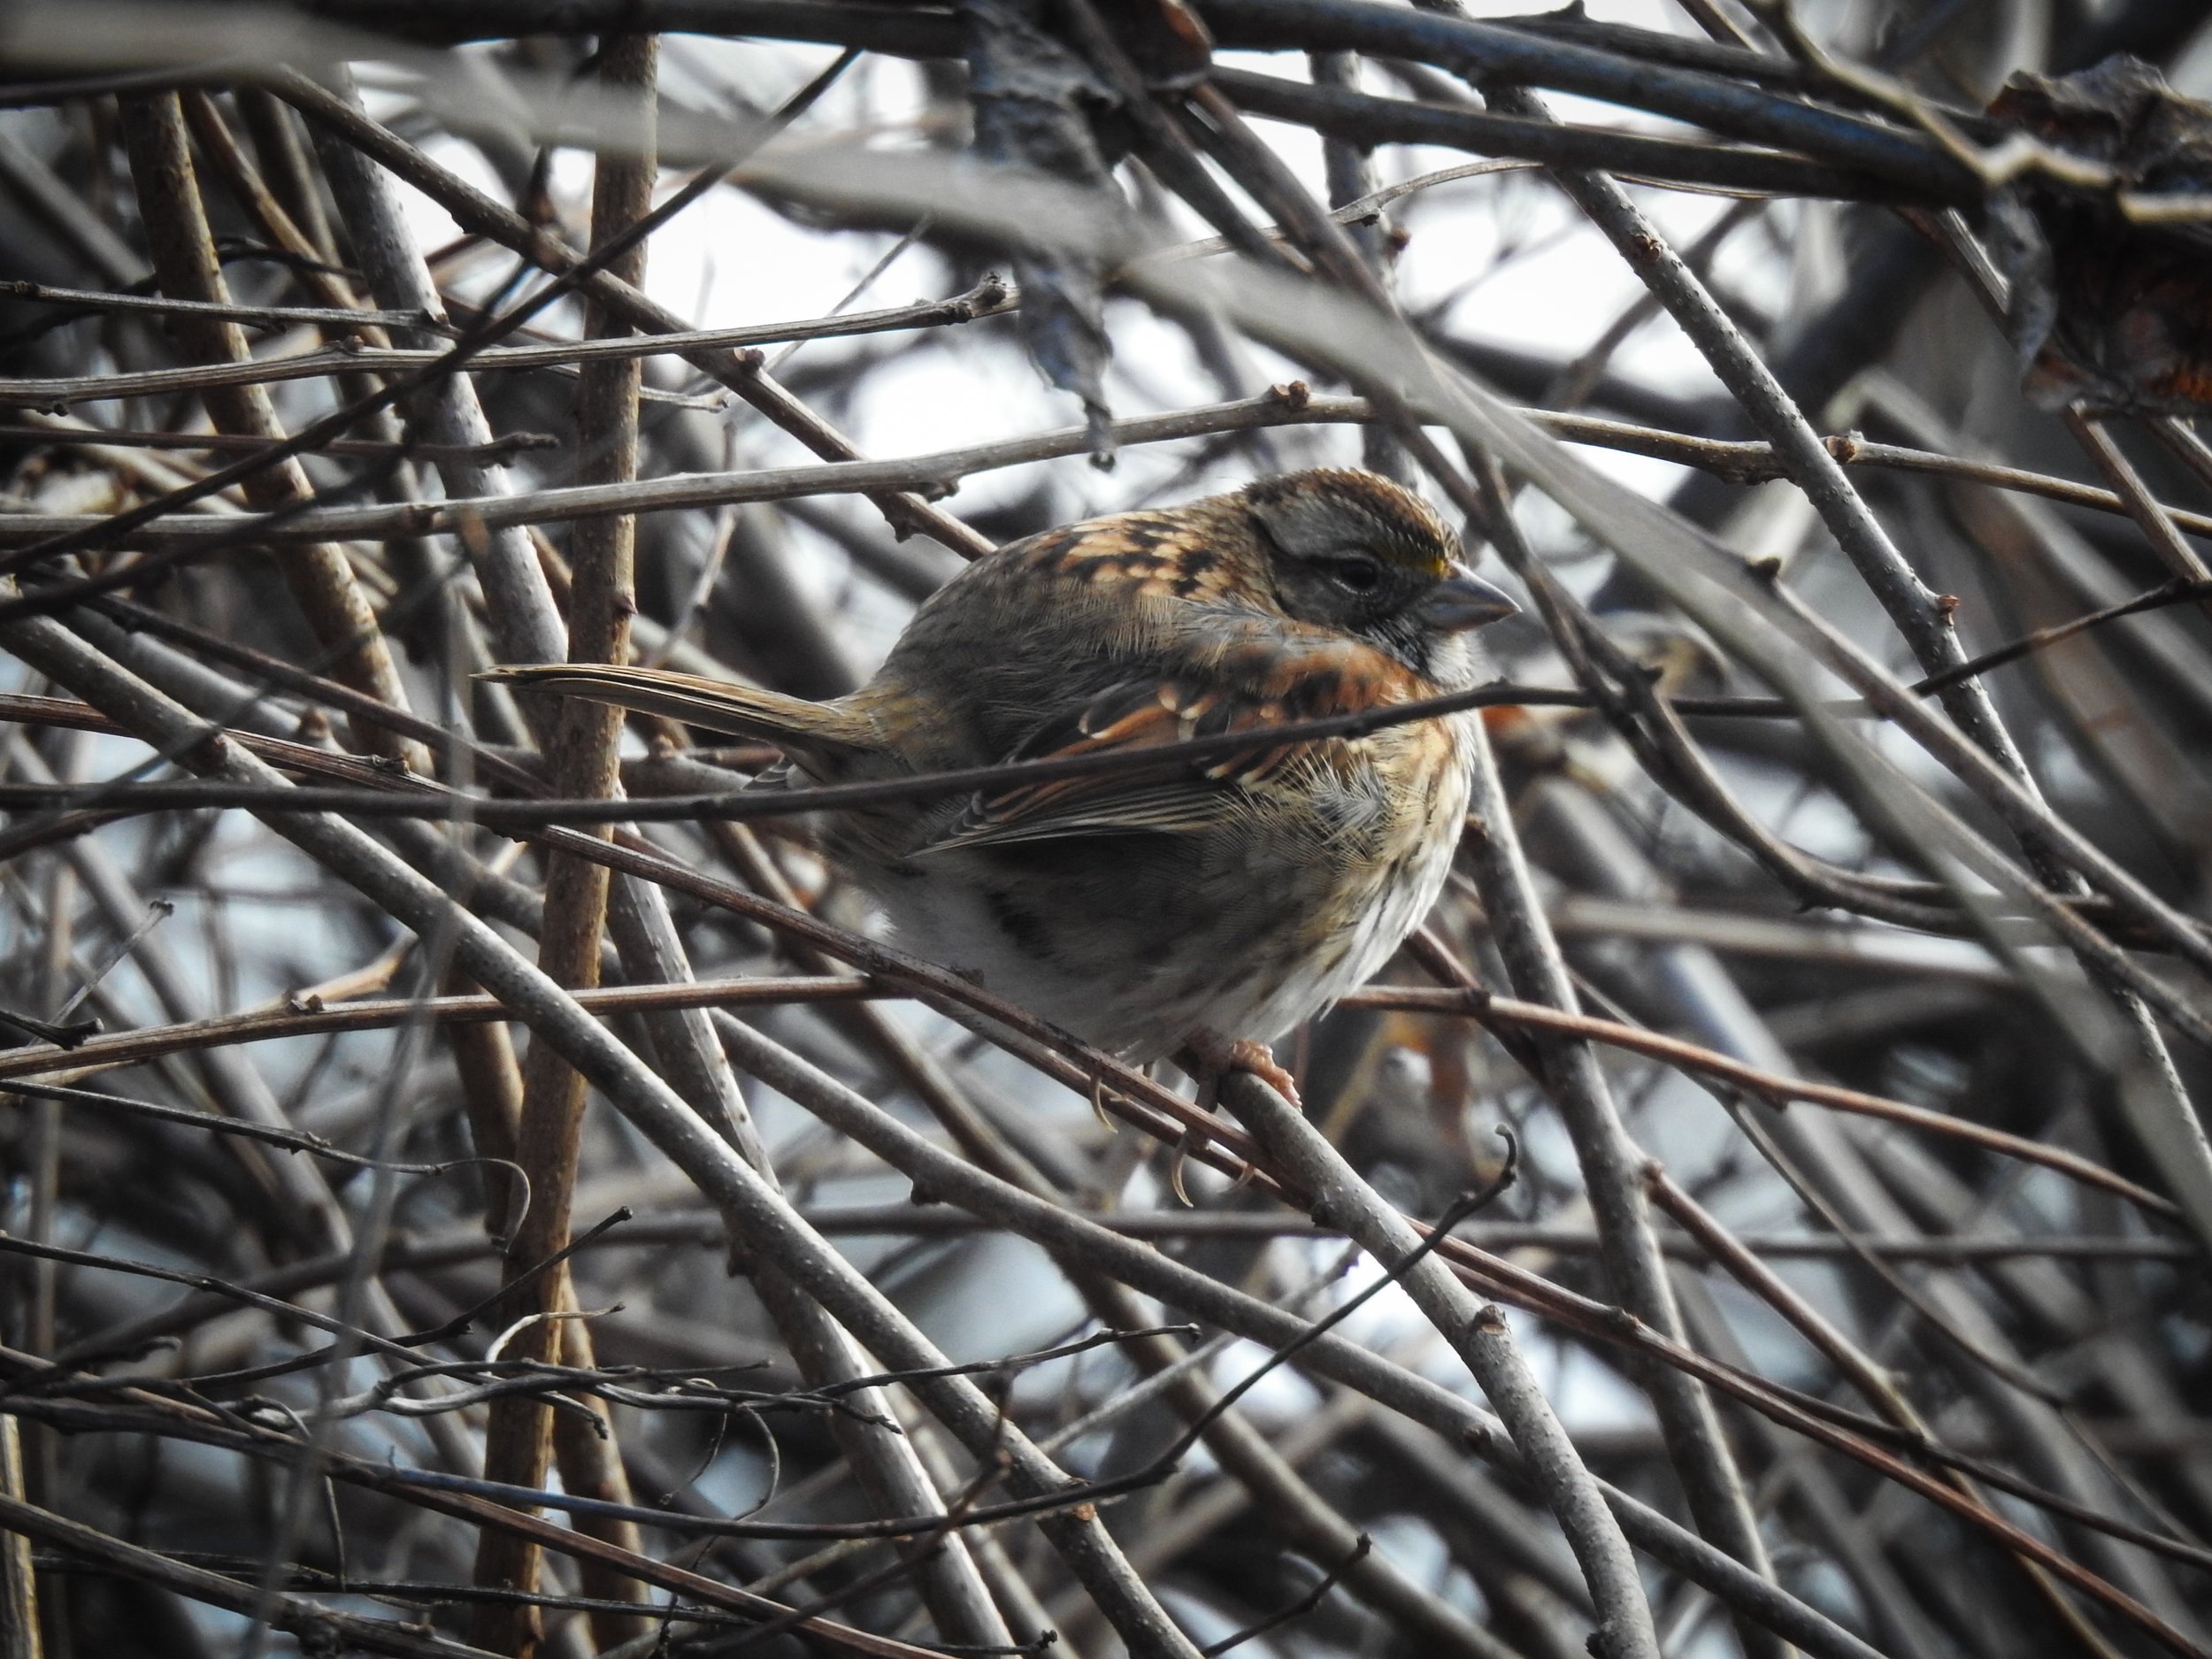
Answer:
[480, 664, 872, 762]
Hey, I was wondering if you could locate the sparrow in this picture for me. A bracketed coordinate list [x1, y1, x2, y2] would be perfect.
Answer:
[486, 468, 1517, 1095]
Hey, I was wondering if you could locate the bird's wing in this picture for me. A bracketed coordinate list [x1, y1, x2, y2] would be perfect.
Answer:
[911, 641, 1387, 854]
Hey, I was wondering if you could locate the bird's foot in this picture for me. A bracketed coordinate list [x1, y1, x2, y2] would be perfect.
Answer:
[1182, 1032, 1302, 1109]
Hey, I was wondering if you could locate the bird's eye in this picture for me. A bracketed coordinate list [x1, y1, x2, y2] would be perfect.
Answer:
[1322, 557, 1382, 595]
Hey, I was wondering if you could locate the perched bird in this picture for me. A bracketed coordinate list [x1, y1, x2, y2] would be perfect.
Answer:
[487, 468, 1517, 1095]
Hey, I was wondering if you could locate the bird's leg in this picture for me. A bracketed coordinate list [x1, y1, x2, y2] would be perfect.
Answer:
[1181, 1030, 1302, 1109]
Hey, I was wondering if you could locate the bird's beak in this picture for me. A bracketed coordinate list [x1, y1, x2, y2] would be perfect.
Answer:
[1419, 564, 1521, 633]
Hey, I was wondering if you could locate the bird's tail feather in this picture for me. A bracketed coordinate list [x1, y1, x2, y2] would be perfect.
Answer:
[479, 663, 870, 758]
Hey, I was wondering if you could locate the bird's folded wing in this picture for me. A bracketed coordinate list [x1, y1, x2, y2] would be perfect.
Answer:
[912, 641, 1391, 853]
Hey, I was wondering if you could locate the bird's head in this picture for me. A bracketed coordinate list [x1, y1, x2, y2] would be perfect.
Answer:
[1242, 468, 1519, 675]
